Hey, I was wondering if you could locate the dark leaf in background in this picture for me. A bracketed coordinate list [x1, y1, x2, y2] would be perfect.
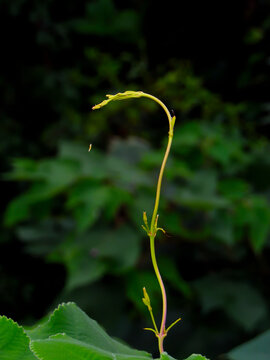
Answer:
[194, 274, 268, 332]
[228, 330, 270, 360]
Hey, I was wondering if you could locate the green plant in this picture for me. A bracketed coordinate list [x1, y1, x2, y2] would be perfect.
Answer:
[92, 91, 179, 354]
[4, 90, 270, 358]
[0, 302, 208, 360]
[0, 91, 209, 360]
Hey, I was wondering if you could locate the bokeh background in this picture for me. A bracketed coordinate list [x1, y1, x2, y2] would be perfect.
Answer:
[1, 1, 270, 359]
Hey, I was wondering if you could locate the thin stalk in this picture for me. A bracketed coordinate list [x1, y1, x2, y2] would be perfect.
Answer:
[92, 91, 175, 355]
[142, 93, 174, 354]
[149, 307, 159, 334]
[149, 136, 173, 354]
[150, 234, 167, 354]
[150, 135, 173, 229]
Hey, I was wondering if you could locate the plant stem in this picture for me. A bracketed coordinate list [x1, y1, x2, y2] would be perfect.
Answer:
[150, 234, 167, 354]
[142, 93, 174, 354]
[92, 91, 175, 355]
[150, 134, 173, 228]
[149, 306, 159, 334]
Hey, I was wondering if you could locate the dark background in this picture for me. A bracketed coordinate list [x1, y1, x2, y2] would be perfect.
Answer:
[1, 1, 270, 359]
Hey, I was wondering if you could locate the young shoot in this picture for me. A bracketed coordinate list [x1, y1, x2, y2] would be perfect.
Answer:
[92, 91, 180, 355]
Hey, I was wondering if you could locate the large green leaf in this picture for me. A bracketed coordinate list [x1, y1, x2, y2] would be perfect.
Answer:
[0, 316, 36, 360]
[27, 302, 151, 357]
[228, 329, 270, 360]
[31, 334, 111, 360]
[31, 333, 151, 360]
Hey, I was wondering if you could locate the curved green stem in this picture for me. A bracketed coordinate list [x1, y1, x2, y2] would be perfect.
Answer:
[143, 93, 174, 354]
[92, 91, 175, 355]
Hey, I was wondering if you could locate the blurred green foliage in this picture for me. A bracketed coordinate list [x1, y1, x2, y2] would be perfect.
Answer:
[1, 0, 270, 359]
[228, 328, 270, 360]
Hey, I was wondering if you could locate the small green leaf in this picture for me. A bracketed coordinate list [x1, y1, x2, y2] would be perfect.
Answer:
[160, 352, 176, 360]
[183, 355, 209, 360]
[92, 91, 144, 109]
[159, 353, 210, 360]
[142, 287, 151, 309]
[143, 211, 149, 229]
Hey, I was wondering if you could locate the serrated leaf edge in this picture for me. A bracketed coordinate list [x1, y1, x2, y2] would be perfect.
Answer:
[0, 315, 40, 359]
[184, 354, 210, 360]
[28, 303, 151, 360]
[29, 342, 47, 360]
[0, 315, 31, 340]
[27, 301, 76, 334]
